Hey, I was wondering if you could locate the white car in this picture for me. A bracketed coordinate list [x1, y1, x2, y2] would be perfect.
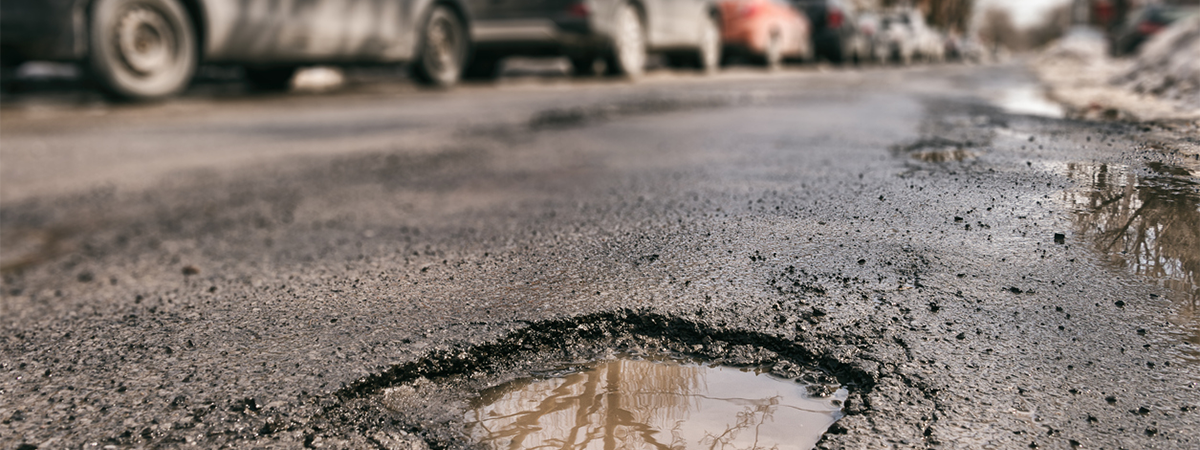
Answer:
[879, 11, 917, 65]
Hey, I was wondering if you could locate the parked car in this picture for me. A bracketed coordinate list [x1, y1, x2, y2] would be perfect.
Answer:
[463, 0, 723, 79]
[1111, 4, 1199, 56]
[718, 0, 811, 68]
[943, 32, 982, 63]
[876, 8, 941, 65]
[856, 11, 889, 64]
[0, 0, 475, 100]
[791, 0, 867, 64]
[878, 11, 916, 65]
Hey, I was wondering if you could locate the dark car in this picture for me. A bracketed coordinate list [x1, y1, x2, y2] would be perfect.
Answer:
[462, 0, 723, 78]
[1, 0, 476, 100]
[791, 0, 865, 63]
[1112, 4, 1199, 56]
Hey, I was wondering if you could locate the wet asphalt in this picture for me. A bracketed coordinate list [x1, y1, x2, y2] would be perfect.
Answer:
[2, 63, 1199, 449]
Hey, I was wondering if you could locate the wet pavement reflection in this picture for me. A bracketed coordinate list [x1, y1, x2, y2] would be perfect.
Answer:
[464, 358, 846, 450]
[993, 85, 1065, 118]
[1062, 162, 1200, 360]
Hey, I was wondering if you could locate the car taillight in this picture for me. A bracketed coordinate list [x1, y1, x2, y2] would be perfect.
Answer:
[567, 2, 591, 17]
[828, 8, 844, 28]
[1137, 21, 1164, 35]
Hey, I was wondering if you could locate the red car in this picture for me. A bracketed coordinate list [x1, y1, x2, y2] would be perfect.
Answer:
[719, 0, 812, 67]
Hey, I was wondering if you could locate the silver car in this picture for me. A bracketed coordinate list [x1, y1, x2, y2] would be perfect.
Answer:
[1, 0, 477, 99]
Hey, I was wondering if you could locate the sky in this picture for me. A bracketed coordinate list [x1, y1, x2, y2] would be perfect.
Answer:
[975, 0, 1074, 27]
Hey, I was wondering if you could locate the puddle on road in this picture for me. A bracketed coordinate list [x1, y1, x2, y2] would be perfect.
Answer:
[464, 357, 847, 450]
[1062, 162, 1200, 360]
[911, 147, 977, 163]
[993, 85, 1065, 118]
[892, 137, 982, 163]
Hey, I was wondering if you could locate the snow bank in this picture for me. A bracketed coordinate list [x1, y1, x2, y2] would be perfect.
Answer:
[1033, 22, 1199, 121]
[1118, 14, 1200, 106]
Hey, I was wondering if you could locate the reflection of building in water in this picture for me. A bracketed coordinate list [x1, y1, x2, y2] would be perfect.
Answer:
[465, 359, 841, 450]
[1062, 162, 1200, 354]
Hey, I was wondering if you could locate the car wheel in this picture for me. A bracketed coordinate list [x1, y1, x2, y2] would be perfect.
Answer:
[411, 6, 467, 87]
[88, 0, 197, 100]
[569, 54, 599, 76]
[824, 39, 846, 64]
[0, 55, 20, 93]
[463, 52, 501, 80]
[695, 14, 721, 74]
[606, 3, 646, 78]
[244, 66, 297, 91]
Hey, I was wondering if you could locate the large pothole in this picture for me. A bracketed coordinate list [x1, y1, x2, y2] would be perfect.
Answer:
[331, 311, 874, 450]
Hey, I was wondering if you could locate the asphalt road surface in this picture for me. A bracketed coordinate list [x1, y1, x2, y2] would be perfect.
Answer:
[2, 63, 1199, 449]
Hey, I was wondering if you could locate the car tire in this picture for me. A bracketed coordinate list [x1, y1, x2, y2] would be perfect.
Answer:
[411, 6, 467, 87]
[0, 55, 20, 94]
[463, 52, 501, 80]
[244, 66, 298, 92]
[606, 4, 646, 78]
[824, 39, 846, 64]
[87, 0, 197, 100]
[569, 54, 599, 77]
[695, 14, 721, 74]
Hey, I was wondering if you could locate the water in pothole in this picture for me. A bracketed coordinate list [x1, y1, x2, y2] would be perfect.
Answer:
[1060, 161, 1200, 362]
[464, 357, 847, 450]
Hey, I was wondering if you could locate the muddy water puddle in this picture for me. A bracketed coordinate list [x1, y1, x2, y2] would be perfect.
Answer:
[464, 357, 846, 450]
[1061, 162, 1200, 360]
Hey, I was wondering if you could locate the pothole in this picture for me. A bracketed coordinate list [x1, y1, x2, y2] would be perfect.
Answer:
[463, 355, 847, 450]
[891, 136, 982, 163]
[339, 312, 874, 449]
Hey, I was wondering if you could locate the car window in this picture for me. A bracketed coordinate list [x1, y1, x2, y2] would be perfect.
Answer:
[1161, 7, 1200, 23]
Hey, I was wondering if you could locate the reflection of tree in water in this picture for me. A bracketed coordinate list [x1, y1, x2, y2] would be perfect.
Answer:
[700, 399, 781, 450]
[466, 359, 703, 450]
[465, 359, 788, 450]
[1062, 162, 1200, 347]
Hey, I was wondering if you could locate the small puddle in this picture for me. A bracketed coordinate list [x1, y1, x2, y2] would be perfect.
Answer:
[464, 357, 846, 450]
[1062, 162, 1200, 361]
[993, 85, 1065, 118]
[892, 137, 981, 163]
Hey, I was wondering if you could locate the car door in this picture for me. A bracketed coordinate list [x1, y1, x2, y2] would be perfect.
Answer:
[644, 0, 701, 48]
[466, 0, 567, 42]
[633, 0, 674, 48]
[205, 0, 416, 63]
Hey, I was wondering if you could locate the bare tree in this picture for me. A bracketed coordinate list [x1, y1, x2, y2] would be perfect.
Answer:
[879, 0, 975, 33]
[1026, 4, 1073, 50]
[977, 7, 1020, 53]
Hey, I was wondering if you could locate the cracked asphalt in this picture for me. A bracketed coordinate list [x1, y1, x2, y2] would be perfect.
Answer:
[2, 63, 1199, 449]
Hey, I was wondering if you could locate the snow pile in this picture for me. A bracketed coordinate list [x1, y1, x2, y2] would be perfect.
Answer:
[1118, 14, 1200, 106]
[1038, 27, 1108, 65]
[1034, 22, 1199, 121]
